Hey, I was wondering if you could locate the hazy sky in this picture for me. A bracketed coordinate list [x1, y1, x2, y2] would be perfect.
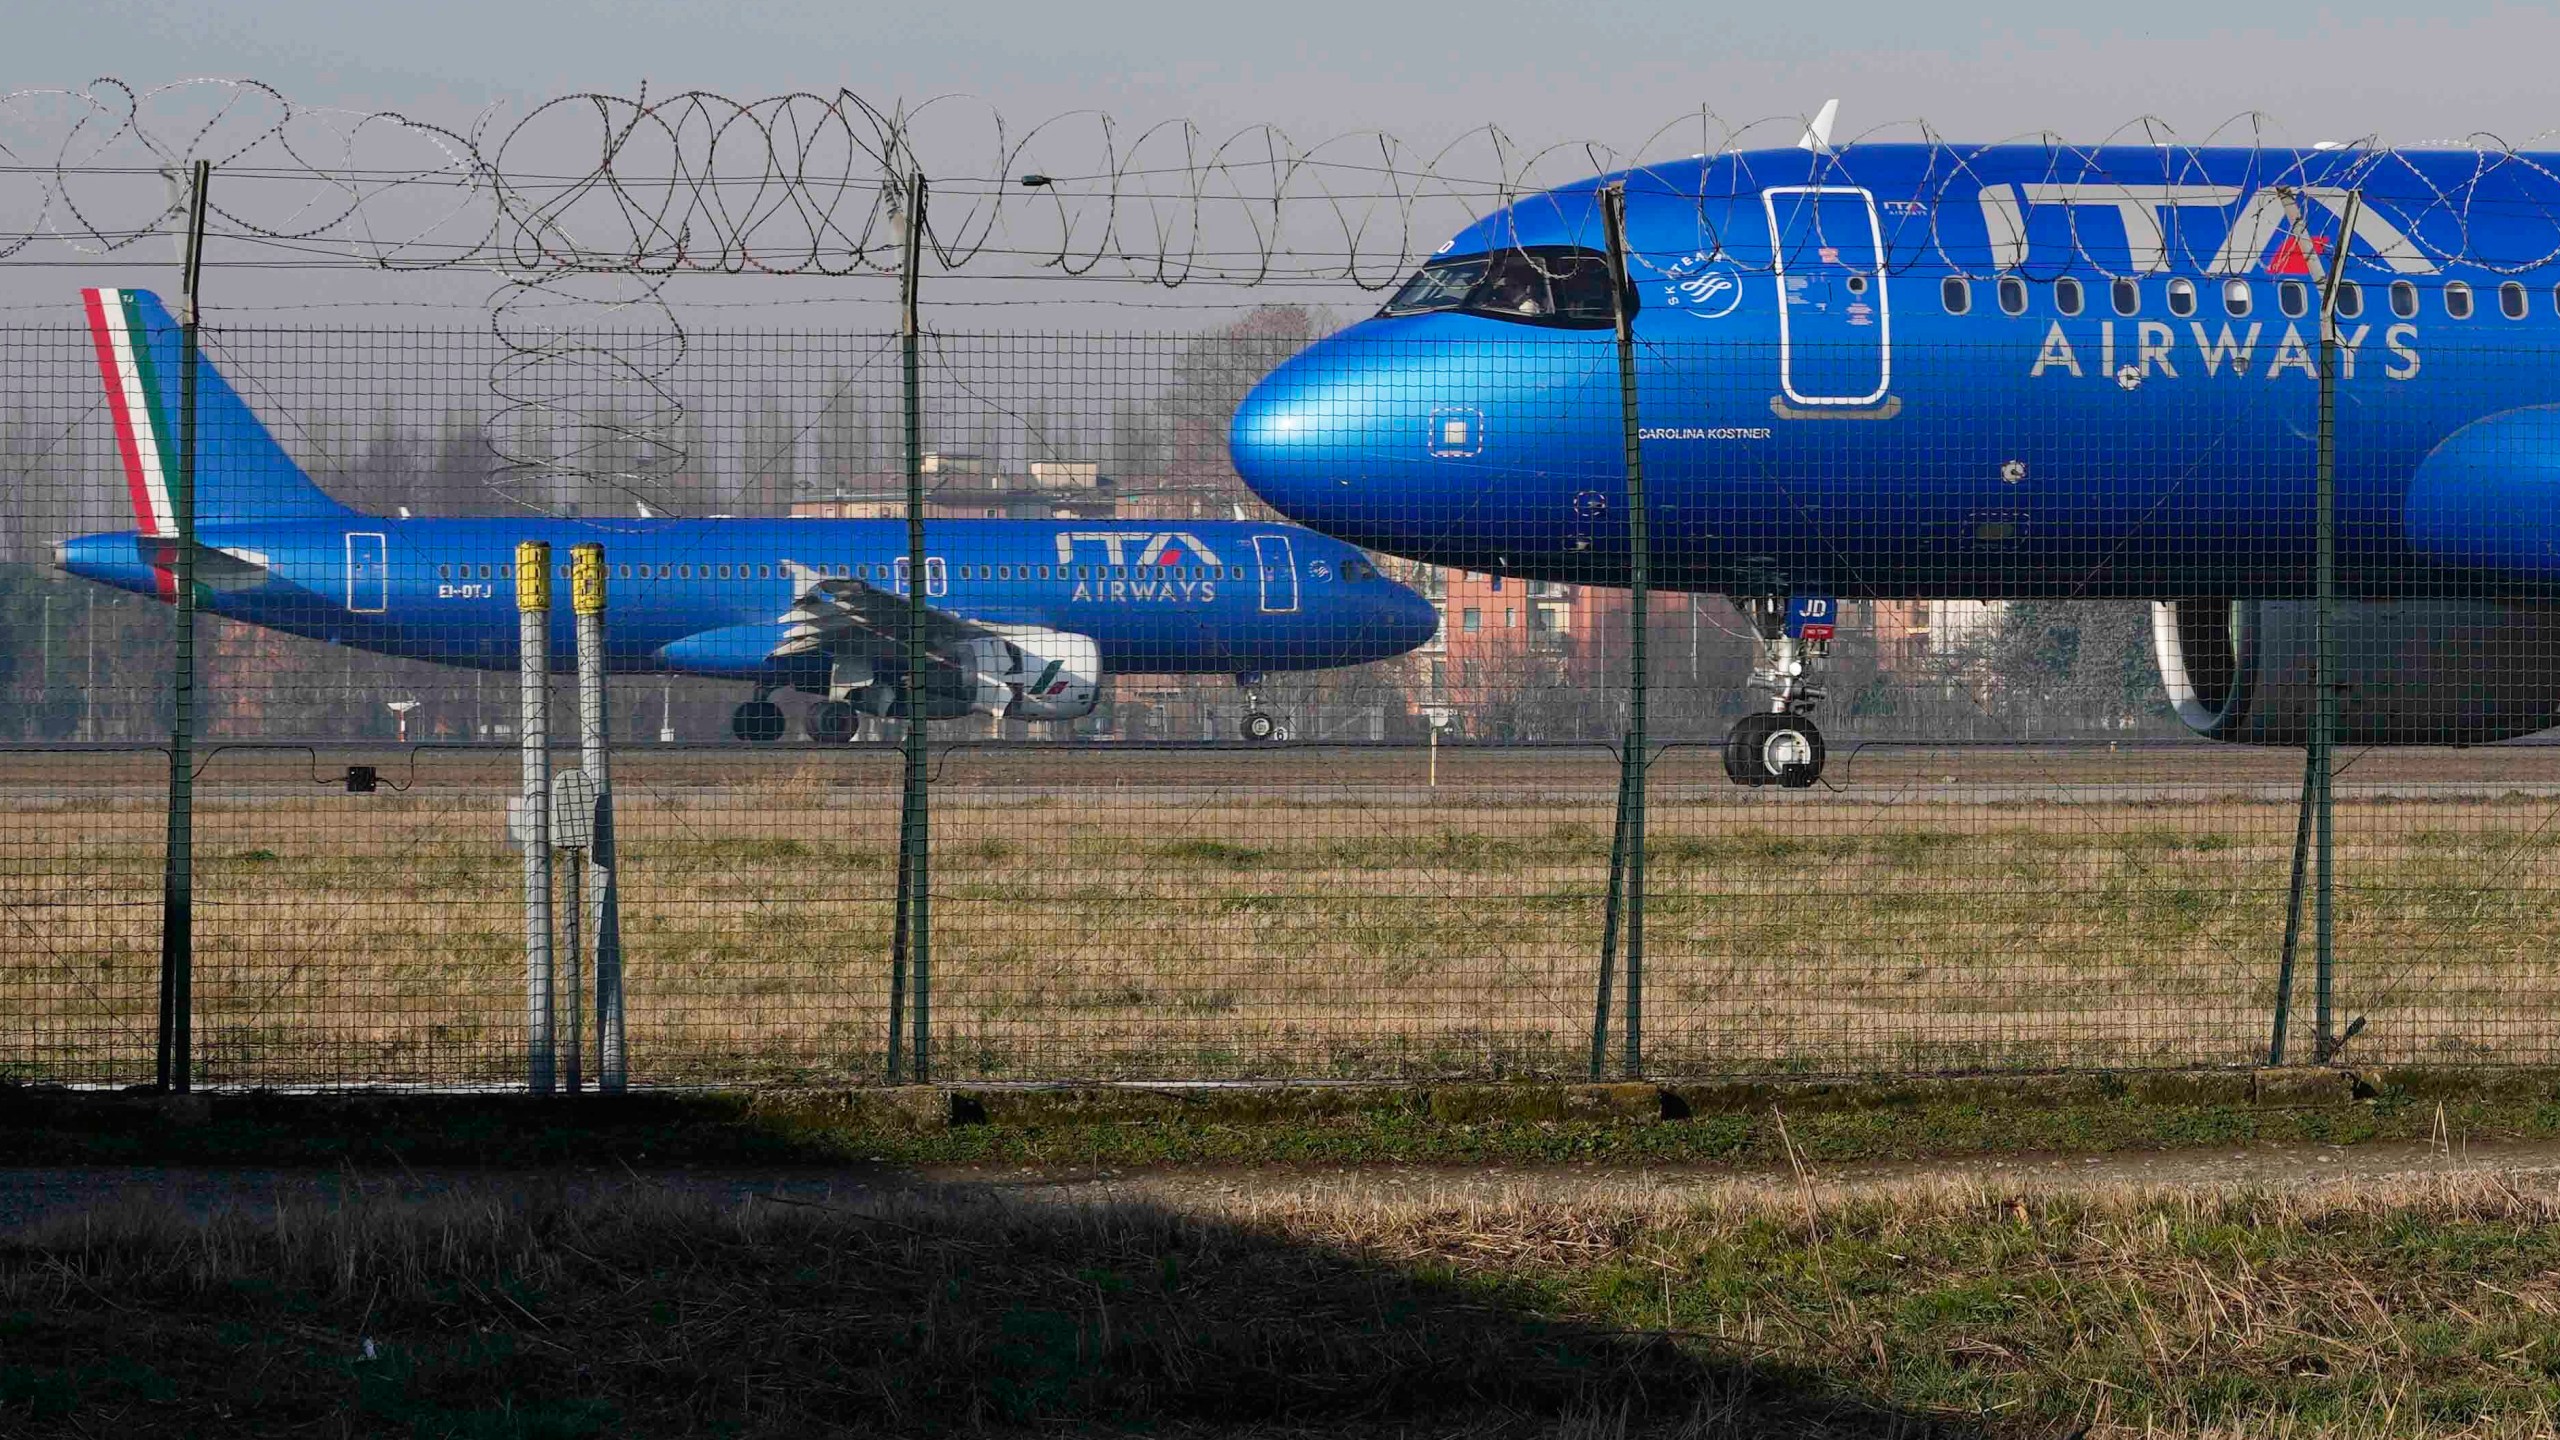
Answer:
[12, 1, 2560, 322]
[18, 0, 2560, 152]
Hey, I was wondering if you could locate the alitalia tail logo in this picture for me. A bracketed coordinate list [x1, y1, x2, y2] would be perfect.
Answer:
[81, 287, 178, 596]
[83, 288, 178, 537]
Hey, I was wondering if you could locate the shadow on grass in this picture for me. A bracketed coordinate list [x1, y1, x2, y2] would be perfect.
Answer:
[0, 1094, 1983, 1438]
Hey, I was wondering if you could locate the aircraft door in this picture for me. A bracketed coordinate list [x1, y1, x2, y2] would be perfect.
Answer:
[892, 555, 948, 597]
[1763, 187, 1890, 405]
[345, 531, 387, 614]
[1253, 534, 1299, 614]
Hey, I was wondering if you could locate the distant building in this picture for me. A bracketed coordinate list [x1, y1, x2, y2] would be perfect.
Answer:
[1028, 460, 1100, 490]
[1870, 600, 2010, 668]
[791, 451, 1121, 521]
[1395, 566, 1700, 734]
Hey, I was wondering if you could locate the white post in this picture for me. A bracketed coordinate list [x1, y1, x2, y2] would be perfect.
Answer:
[517, 540, 555, 1095]
[574, 543, 628, 1092]
[559, 854, 582, 1092]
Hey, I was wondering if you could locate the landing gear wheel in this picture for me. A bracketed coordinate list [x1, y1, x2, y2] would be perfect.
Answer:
[807, 699, 857, 744]
[731, 699, 787, 744]
[1241, 711, 1278, 743]
[1724, 711, 1825, 788]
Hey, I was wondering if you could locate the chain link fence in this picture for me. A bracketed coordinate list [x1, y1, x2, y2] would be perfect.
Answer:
[4, 312, 2559, 1087]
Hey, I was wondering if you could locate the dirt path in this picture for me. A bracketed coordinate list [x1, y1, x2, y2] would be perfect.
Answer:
[9, 1132, 2560, 1232]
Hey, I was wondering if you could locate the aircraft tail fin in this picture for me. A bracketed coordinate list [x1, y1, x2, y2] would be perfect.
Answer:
[81, 288, 354, 533]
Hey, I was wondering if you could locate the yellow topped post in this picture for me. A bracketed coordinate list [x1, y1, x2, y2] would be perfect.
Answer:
[516, 539, 555, 1094]
[571, 542, 606, 616]
[517, 539, 553, 613]
[568, 541, 625, 1091]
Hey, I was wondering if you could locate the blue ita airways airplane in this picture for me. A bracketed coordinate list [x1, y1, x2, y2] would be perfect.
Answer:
[59, 289, 1438, 742]
[1232, 136, 2560, 784]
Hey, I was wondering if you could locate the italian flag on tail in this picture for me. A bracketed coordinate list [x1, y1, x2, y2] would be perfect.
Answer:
[77, 286, 351, 599]
[83, 288, 180, 546]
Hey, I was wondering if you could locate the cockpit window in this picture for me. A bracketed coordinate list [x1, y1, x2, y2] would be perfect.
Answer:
[1379, 246, 1626, 329]
[1383, 259, 1488, 316]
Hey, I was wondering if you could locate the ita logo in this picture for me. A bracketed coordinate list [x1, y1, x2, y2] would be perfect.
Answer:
[1663, 254, 1744, 318]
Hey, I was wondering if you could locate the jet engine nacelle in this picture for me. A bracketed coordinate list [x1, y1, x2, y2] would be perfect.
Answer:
[2150, 598, 2560, 744]
[984, 626, 1103, 720]
[844, 628, 1105, 723]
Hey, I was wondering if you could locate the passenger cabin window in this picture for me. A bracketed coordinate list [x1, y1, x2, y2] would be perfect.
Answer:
[2223, 279, 2252, 317]
[1379, 246, 1623, 328]
[1941, 277, 1970, 314]
[2111, 277, 2139, 315]
[2053, 277, 2083, 317]
[2446, 282, 2473, 320]
[1997, 276, 2027, 315]
[2336, 281, 2362, 319]
[2502, 281, 2527, 319]
[2278, 280, 2308, 319]
[2391, 280, 2418, 318]
[2166, 278, 2197, 317]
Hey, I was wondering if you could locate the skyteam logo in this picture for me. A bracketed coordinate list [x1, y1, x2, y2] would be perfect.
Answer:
[1662, 253, 1744, 317]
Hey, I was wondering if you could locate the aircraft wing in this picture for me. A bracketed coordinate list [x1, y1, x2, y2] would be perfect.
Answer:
[771, 560, 991, 662]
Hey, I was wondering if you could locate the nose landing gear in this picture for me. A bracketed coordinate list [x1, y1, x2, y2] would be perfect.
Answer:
[1236, 671, 1288, 743]
[1722, 595, 1829, 788]
[1724, 710, 1825, 788]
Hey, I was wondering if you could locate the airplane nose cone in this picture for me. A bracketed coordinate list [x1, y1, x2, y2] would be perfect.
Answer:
[1377, 581, 1442, 657]
[1230, 341, 1372, 534]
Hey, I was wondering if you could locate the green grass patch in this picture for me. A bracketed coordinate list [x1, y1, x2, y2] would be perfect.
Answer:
[2, 1080, 2550, 1172]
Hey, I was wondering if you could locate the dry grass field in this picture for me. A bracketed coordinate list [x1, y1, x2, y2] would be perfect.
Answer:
[7, 741, 2560, 1086]
[16, 1166, 2560, 1435]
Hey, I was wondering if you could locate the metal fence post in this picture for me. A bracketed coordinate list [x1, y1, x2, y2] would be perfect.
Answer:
[156, 159, 210, 1094]
[1599, 179, 1650, 1079]
[1591, 782, 1628, 1077]
[574, 542, 627, 1092]
[890, 169, 933, 1083]
[2273, 187, 2361, 1065]
[517, 539, 555, 1095]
